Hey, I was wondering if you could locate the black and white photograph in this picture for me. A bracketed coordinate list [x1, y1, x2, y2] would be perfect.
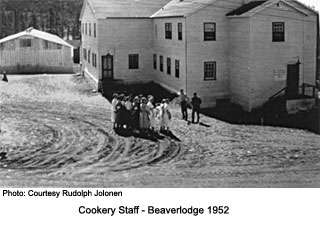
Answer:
[0, 0, 319, 227]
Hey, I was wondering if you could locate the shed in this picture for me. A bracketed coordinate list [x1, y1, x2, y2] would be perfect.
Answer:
[0, 27, 74, 74]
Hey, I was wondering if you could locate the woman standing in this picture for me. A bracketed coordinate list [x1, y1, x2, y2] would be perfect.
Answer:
[111, 93, 118, 129]
[158, 99, 171, 133]
[130, 96, 140, 133]
[147, 95, 156, 131]
[139, 97, 150, 133]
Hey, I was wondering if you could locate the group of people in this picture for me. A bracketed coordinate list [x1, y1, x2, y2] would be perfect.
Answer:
[110, 89, 202, 135]
[178, 89, 202, 124]
[111, 94, 172, 134]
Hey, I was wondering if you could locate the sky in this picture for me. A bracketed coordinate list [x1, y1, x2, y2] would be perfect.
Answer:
[298, 0, 319, 12]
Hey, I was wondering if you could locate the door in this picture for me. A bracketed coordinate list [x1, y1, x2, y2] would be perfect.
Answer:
[102, 54, 113, 80]
[286, 62, 299, 99]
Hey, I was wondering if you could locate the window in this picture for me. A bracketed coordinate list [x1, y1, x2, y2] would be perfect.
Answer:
[167, 57, 171, 75]
[92, 52, 94, 66]
[94, 23, 96, 38]
[204, 22, 216, 41]
[175, 60, 179, 78]
[153, 54, 157, 70]
[165, 23, 172, 39]
[89, 23, 91, 36]
[204, 61, 216, 80]
[272, 22, 284, 42]
[85, 23, 87, 35]
[57, 44, 62, 49]
[83, 48, 87, 60]
[129, 54, 139, 69]
[160, 55, 163, 72]
[43, 40, 49, 49]
[155, 24, 157, 37]
[178, 23, 182, 40]
[20, 39, 31, 47]
[94, 54, 97, 68]
[88, 50, 91, 63]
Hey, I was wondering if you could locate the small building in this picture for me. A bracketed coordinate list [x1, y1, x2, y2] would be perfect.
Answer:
[80, 0, 318, 111]
[0, 27, 74, 74]
[66, 40, 81, 64]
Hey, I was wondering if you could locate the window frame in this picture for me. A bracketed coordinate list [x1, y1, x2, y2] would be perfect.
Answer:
[175, 59, 179, 78]
[204, 61, 217, 81]
[167, 57, 171, 75]
[94, 23, 96, 38]
[88, 50, 91, 64]
[20, 39, 32, 47]
[128, 54, 139, 69]
[153, 54, 157, 70]
[160, 55, 164, 72]
[272, 22, 285, 42]
[85, 23, 87, 35]
[83, 48, 87, 60]
[178, 23, 182, 40]
[204, 22, 216, 41]
[165, 23, 172, 39]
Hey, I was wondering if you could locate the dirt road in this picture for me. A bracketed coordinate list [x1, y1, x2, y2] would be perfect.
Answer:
[0, 74, 319, 187]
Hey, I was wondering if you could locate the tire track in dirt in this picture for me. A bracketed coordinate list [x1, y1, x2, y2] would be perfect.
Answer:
[0, 102, 182, 177]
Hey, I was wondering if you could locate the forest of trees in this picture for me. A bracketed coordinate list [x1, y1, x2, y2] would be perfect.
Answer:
[0, 0, 84, 40]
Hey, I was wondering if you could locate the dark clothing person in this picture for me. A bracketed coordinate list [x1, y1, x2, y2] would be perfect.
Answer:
[191, 93, 202, 123]
[179, 90, 188, 120]
[114, 101, 126, 130]
[131, 102, 140, 131]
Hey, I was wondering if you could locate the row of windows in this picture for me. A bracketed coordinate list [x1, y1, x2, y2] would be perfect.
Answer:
[164, 22, 183, 40]
[19, 39, 62, 49]
[162, 22, 285, 42]
[82, 22, 96, 38]
[153, 54, 180, 78]
[83, 48, 97, 68]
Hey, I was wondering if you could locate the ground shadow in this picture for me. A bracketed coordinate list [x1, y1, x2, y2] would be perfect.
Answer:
[100, 80, 177, 104]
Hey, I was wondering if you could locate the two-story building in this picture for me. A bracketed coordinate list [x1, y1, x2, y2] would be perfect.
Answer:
[80, 0, 318, 111]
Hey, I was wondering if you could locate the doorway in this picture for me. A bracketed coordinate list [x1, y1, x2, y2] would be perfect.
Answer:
[102, 54, 113, 80]
[286, 61, 300, 99]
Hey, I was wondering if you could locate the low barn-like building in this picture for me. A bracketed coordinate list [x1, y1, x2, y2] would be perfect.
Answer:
[0, 28, 73, 74]
[80, 0, 318, 111]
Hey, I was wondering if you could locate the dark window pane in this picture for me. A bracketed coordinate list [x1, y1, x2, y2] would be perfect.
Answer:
[160, 55, 163, 72]
[165, 23, 172, 39]
[129, 54, 139, 69]
[272, 22, 285, 42]
[204, 23, 216, 41]
[167, 57, 171, 75]
[175, 59, 179, 78]
[204, 61, 216, 80]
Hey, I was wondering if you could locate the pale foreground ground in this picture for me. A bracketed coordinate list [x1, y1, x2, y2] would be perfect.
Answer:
[0, 74, 319, 187]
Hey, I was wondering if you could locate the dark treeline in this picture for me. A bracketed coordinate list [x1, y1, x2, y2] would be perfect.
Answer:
[0, 0, 84, 40]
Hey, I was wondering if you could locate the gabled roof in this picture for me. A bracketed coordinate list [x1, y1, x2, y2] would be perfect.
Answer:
[151, 0, 216, 18]
[82, 0, 172, 19]
[0, 28, 73, 48]
[226, 1, 266, 16]
[226, 0, 315, 17]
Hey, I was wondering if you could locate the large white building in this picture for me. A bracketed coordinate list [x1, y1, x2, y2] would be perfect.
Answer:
[0, 28, 74, 74]
[80, 0, 318, 111]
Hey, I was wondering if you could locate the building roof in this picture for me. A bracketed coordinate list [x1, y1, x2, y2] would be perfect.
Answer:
[151, 0, 216, 18]
[0, 28, 73, 48]
[66, 40, 81, 48]
[226, 1, 266, 16]
[226, 0, 314, 17]
[84, 0, 172, 18]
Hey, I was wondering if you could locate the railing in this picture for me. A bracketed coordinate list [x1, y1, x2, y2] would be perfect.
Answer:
[269, 87, 287, 101]
[269, 83, 317, 101]
[300, 83, 316, 98]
